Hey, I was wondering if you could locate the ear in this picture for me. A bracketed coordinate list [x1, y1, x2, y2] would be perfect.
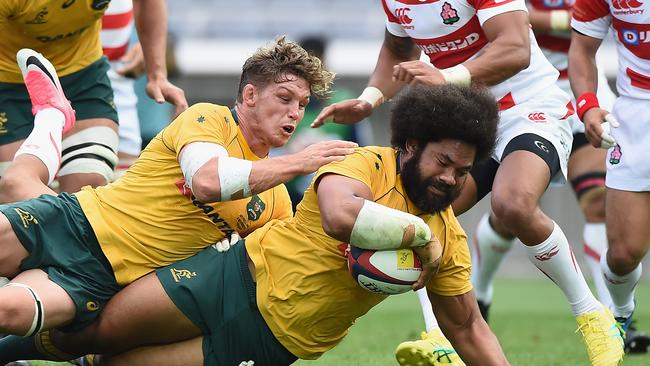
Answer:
[404, 138, 418, 156]
[242, 84, 257, 107]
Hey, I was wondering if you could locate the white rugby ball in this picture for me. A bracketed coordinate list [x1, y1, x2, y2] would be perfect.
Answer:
[347, 245, 422, 295]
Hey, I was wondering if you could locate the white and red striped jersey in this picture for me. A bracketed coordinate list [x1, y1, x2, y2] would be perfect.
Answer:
[528, 0, 573, 78]
[382, 0, 560, 110]
[101, 0, 134, 61]
[573, 0, 650, 99]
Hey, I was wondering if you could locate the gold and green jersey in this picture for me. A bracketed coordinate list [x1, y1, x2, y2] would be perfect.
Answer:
[245, 146, 472, 360]
[76, 103, 293, 285]
[0, 0, 107, 83]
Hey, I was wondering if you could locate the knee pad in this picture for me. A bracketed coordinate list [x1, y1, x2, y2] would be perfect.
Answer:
[570, 172, 606, 209]
[59, 126, 119, 182]
[3, 282, 44, 337]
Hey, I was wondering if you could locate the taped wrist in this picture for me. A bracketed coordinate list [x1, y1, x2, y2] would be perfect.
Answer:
[350, 200, 432, 250]
[440, 64, 471, 86]
[357, 87, 385, 108]
[550, 10, 570, 32]
[217, 156, 252, 201]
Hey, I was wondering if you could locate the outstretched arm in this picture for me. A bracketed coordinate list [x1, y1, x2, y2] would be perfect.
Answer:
[132, 0, 188, 117]
[430, 290, 510, 365]
[311, 30, 419, 127]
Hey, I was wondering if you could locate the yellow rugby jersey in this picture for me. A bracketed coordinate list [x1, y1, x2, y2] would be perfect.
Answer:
[76, 103, 292, 285]
[0, 0, 106, 83]
[245, 146, 472, 360]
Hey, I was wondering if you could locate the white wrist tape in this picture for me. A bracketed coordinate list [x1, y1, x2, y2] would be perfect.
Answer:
[180, 142, 228, 189]
[350, 200, 432, 250]
[440, 64, 471, 86]
[550, 10, 570, 32]
[217, 156, 252, 201]
[357, 86, 385, 108]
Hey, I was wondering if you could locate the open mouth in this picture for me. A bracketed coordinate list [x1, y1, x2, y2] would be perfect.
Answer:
[282, 125, 295, 134]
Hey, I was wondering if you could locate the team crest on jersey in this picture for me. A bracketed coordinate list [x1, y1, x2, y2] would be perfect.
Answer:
[440, 2, 460, 25]
[609, 145, 622, 165]
[246, 195, 266, 221]
[0, 113, 8, 135]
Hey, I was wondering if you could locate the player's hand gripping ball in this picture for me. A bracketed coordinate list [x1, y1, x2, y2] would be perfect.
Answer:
[347, 245, 422, 295]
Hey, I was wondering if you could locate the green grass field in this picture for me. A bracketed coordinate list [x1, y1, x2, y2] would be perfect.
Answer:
[28, 279, 650, 366]
[295, 279, 650, 366]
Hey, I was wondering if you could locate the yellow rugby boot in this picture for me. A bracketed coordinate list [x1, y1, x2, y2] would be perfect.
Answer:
[575, 307, 624, 366]
[395, 328, 466, 366]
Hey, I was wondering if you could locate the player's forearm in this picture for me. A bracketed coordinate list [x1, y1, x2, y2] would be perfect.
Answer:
[132, 0, 168, 80]
[529, 9, 571, 34]
[247, 156, 305, 196]
[367, 32, 421, 100]
[464, 38, 529, 87]
[568, 34, 600, 96]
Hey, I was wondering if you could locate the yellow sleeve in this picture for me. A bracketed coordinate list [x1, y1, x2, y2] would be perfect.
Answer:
[160, 103, 232, 159]
[272, 184, 294, 221]
[314, 148, 382, 194]
[426, 214, 473, 296]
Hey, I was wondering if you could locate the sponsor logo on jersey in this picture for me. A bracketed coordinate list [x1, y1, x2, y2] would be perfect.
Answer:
[620, 28, 650, 45]
[170, 268, 197, 282]
[246, 195, 266, 221]
[541, 0, 573, 8]
[528, 112, 547, 122]
[612, 0, 645, 15]
[417, 33, 481, 56]
[609, 144, 622, 165]
[36, 26, 90, 43]
[534, 245, 560, 261]
[26, 7, 49, 24]
[0, 112, 8, 135]
[440, 2, 460, 25]
[395, 8, 414, 29]
[14, 208, 39, 228]
[174, 178, 236, 236]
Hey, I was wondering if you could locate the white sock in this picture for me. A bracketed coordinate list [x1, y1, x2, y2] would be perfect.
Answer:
[416, 288, 439, 332]
[525, 221, 600, 315]
[601, 250, 641, 319]
[582, 223, 613, 307]
[14, 108, 65, 184]
[471, 213, 515, 303]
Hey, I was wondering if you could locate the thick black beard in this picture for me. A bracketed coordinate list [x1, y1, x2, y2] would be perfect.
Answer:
[401, 149, 462, 213]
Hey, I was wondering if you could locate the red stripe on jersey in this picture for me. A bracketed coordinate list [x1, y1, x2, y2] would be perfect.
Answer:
[103, 44, 128, 61]
[535, 34, 570, 53]
[613, 18, 650, 60]
[561, 100, 575, 119]
[382, 0, 401, 23]
[528, 0, 571, 10]
[469, 0, 517, 10]
[573, 0, 609, 21]
[395, 0, 440, 4]
[558, 68, 568, 79]
[497, 92, 515, 110]
[102, 11, 133, 30]
[412, 17, 487, 68]
[626, 67, 650, 90]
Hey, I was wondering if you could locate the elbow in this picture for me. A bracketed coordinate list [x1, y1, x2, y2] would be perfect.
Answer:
[191, 176, 220, 202]
[320, 211, 351, 242]
[512, 46, 530, 73]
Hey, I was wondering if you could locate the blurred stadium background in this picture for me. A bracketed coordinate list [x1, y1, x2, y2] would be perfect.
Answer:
[161, 0, 649, 279]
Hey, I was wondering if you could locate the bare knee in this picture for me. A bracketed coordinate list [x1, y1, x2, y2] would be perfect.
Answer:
[0, 172, 30, 203]
[491, 193, 537, 230]
[607, 241, 645, 275]
[0, 291, 35, 335]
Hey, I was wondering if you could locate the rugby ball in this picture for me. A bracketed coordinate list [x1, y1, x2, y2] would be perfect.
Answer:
[347, 245, 422, 295]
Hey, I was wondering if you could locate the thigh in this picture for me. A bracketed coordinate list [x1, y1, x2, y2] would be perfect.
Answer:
[0, 212, 29, 277]
[492, 149, 550, 206]
[1, 269, 76, 333]
[568, 141, 607, 180]
[55, 272, 200, 355]
[103, 336, 204, 366]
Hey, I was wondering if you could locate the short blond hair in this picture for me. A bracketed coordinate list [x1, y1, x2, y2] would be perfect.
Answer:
[236, 36, 335, 101]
